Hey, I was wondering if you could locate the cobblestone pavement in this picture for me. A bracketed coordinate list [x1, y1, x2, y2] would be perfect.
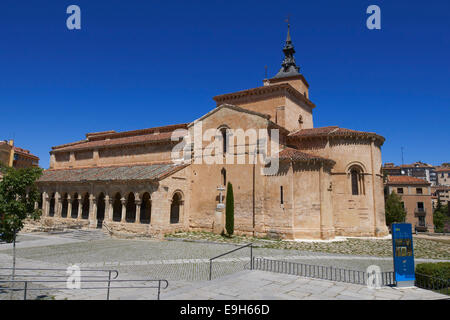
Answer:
[0, 232, 448, 300]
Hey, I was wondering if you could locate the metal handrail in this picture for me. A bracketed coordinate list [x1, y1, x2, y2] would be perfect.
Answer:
[415, 272, 449, 295]
[0, 278, 169, 300]
[0, 267, 119, 280]
[209, 243, 253, 280]
[253, 257, 396, 286]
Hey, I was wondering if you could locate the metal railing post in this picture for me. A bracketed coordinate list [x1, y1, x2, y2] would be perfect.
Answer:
[106, 270, 111, 300]
[209, 260, 212, 281]
[24, 281, 28, 300]
[157, 281, 161, 300]
[250, 245, 253, 270]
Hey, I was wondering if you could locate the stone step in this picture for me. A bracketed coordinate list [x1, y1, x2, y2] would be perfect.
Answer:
[52, 229, 110, 241]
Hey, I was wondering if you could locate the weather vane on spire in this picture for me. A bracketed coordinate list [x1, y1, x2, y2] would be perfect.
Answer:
[272, 15, 301, 79]
[285, 14, 290, 27]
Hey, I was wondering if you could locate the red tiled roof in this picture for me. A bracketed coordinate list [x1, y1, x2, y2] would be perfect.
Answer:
[288, 126, 385, 143]
[435, 167, 450, 172]
[51, 124, 188, 153]
[213, 83, 316, 109]
[276, 147, 335, 164]
[38, 163, 188, 183]
[432, 185, 450, 191]
[13, 147, 39, 160]
[386, 175, 430, 185]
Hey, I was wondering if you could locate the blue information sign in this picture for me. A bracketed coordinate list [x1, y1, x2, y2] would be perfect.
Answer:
[392, 223, 415, 287]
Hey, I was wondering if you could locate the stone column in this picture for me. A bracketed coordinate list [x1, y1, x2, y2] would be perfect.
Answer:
[89, 195, 97, 227]
[77, 195, 82, 219]
[42, 192, 49, 217]
[135, 200, 141, 224]
[67, 195, 72, 218]
[104, 195, 112, 222]
[55, 194, 62, 218]
[120, 197, 126, 223]
[43, 193, 49, 217]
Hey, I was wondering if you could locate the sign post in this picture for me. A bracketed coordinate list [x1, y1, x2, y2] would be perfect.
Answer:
[391, 223, 415, 287]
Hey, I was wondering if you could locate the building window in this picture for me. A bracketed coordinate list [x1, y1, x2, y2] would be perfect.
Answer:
[280, 186, 284, 205]
[221, 168, 226, 186]
[401, 202, 405, 209]
[220, 128, 228, 154]
[416, 188, 423, 194]
[349, 166, 364, 196]
[397, 188, 404, 194]
[417, 202, 424, 212]
[170, 193, 182, 224]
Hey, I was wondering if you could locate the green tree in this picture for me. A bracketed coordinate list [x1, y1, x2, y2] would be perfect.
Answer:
[433, 203, 449, 233]
[225, 182, 234, 236]
[0, 165, 43, 281]
[385, 191, 406, 227]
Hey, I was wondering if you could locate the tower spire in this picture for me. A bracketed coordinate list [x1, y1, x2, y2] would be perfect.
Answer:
[273, 22, 301, 79]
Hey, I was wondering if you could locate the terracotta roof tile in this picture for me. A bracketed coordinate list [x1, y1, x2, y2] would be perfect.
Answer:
[13, 147, 39, 160]
[52, 123, 188, 152]
[386, 175, 430, 185]
[276, 147, 335, 164]
[52, 130, 186, 153]
[213, 83, 316, 109]
[38, 163, 187, 183]
[288, 126, 385, 144]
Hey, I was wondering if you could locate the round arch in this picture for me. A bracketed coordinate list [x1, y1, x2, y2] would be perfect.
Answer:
[170, 191, 184, 224]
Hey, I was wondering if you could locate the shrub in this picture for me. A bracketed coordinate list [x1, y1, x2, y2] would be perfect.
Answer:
[415, 262, 450, 293]
[225, 182, 234, 236]
[416, 262, 450, 279]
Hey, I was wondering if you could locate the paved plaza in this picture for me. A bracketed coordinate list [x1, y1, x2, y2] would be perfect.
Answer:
[0, 231, 448, 300]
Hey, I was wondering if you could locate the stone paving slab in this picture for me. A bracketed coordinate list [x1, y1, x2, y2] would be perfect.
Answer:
[0, 232, 448, 300]
[163, 270, 449, 300]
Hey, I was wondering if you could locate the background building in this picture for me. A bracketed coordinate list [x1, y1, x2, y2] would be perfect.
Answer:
[385, 175, 434, 232]
[435, 166, 450, 186]
[383, 162, 437, 186]
[0, 140, 39, 179]
[0, 140, 14, 168]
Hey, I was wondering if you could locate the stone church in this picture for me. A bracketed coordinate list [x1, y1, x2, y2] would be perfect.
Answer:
[36, 27, 388, 240]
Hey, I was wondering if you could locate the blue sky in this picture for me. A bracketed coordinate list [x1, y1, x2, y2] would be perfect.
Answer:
[0, 0, 449, 169]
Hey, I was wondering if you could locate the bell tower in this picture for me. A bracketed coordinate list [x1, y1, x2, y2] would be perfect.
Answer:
[264, 23, 310, 99]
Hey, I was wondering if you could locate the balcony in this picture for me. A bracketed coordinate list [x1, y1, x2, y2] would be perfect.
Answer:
[415, 223, 429, 232]
[414, 208, 426, 216]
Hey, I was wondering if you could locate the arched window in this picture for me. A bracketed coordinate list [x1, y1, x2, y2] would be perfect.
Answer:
[221, 168, 226, 186]
[81, 193, 90, 219]
[112, 193, 122, 222]
[170, 193, 182, 224]
[140, 192, 151, 224]
[97, 193, 105, 226]
[349, 166, 365, 196]
[49, 193, 55, 217]
[220, 127, 228, 154]
[126, 193, 136, 223]
[72, 193, 79, 218]
[61, 193, 68, 218]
